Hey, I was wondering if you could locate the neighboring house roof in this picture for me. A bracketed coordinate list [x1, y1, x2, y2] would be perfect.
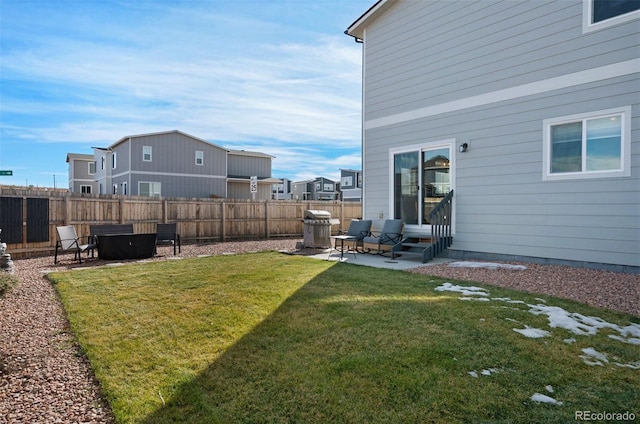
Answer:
[345, 0, 392, 40]
[227, 176, 281, 183]
[228, 149, 275, 159]
[66, 153, 94, 162]
[108, 129, 229, 151]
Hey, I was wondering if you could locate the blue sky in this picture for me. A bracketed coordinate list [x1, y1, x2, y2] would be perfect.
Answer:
[0, 0, 370, 189]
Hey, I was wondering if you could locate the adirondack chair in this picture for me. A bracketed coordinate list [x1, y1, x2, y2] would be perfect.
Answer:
[362, 219, 404, 255]
[156, 223, 181, 255]
[55, 225, 94, 264]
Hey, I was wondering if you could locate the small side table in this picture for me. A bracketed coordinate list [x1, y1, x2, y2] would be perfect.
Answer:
[329, 235, 357, 261]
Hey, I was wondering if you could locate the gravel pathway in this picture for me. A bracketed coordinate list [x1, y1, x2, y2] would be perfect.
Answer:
[1, 240, 638, 423]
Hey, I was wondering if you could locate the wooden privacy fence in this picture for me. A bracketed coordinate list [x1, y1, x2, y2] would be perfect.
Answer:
[0, 193, 362, 258]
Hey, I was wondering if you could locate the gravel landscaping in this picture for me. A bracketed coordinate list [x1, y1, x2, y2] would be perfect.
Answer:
[1, 239, 638, 423]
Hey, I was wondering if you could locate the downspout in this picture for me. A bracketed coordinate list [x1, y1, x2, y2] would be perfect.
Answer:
[128, 137, 132, 195]
[344, 30, 365, 217]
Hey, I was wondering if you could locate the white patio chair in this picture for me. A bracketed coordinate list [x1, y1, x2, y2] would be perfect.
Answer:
[54, 225, 93, 264]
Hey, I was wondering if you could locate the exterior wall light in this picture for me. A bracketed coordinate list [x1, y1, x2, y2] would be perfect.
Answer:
[459, 143, 468, 153]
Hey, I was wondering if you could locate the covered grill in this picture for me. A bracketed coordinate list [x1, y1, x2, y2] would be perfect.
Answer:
[302, 210, 339, 248]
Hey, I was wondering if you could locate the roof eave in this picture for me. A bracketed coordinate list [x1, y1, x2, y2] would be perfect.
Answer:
[345, 0, 392, 40]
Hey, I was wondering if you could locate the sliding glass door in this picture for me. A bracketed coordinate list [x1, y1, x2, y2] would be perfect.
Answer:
[393, 144, 452, 227]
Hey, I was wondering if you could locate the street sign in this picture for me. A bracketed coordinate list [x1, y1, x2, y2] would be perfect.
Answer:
[0, 170, 12, 176]
[250, 176, 258, 193]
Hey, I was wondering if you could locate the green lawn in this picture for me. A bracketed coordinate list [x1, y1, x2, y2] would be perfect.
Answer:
[49, 252, 639, 423]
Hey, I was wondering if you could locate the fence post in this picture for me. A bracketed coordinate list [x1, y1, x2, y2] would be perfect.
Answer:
[221, 201, 226, 242]
[163, 200, 168, 223]
[265, 200, 269, 239]
[119, 197, 125, 224]
[64, 195, 71, 226]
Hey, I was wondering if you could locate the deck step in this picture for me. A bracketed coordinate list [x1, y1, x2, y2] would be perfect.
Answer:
[401, 242, 431, 249]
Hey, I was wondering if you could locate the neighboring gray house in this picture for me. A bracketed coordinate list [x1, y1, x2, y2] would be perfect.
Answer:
[71, 130, 276, 200]
[227, 150, 280, 200]
[346, 0, 639, 270]
[66, 153, 97, 194]
[291, 177, 339, 201]
[272, 178, 292, 200]
[340, 169, 362, 202]
[291, 179, 314, 201]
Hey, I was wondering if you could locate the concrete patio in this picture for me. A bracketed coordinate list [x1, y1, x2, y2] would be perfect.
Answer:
[309, 247, 454, 271]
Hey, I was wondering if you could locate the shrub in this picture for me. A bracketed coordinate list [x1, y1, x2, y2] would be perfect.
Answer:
[0, 272, 18, 298]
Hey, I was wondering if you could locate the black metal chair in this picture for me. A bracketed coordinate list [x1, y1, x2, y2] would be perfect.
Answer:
[156, 223, 181, 255]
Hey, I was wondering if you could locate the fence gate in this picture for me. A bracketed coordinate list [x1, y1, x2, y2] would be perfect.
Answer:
[0, 197, 22, 244]
[27, 198, 49, 242]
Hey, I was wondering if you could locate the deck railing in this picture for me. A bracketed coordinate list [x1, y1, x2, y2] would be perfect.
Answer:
[427, 190, 454, 259]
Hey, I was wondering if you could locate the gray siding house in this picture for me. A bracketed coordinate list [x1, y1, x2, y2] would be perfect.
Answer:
[227, 150, 280, 200]
[71, 130, 276, 200]
[346, 0, 639, 270]
[340, 169, 362, 202]
[99, 130, 228, 198]
[66, 153, 96, 194]
[292, 177, 339, 201]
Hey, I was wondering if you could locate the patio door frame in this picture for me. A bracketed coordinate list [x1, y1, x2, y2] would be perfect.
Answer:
[388, 139, 456, 233]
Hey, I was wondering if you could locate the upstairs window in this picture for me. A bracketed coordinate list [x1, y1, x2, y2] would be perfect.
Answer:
[112, 152, 117, 169]
[143, 146, 152, 162]
[543, 107, 631, 181]
[584, 0, 640, 31]
[593, 0, 639, 22]
[88, 162, 96, 175]
[195, 151, 204, 166]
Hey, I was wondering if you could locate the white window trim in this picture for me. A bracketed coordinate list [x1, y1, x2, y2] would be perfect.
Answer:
[80, 185, 92, 194]
[112, 152, 117, 169]
[195, 150, 204, 166]
[583, 0, 640, 33]
[143, 146, 152, 162]
[542, 106, 631, 181]
[88, 162, 96, 175]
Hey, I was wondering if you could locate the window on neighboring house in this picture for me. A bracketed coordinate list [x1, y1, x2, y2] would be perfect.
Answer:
[101, 157, 105, 170]
[195, 150, 204, 166]
[341, 176, 353, 187]
[112, 152, 117, 169]
[80, 185, 92, 194]
[543, 107, 631, 181]
[584, 0, 640, 31]
[139, 181, 161, 197]
[113, 184, 118, 194]
[143, 146, 152, 162]
[122, 182, 127, 195]
[88, 162, 96, 175]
